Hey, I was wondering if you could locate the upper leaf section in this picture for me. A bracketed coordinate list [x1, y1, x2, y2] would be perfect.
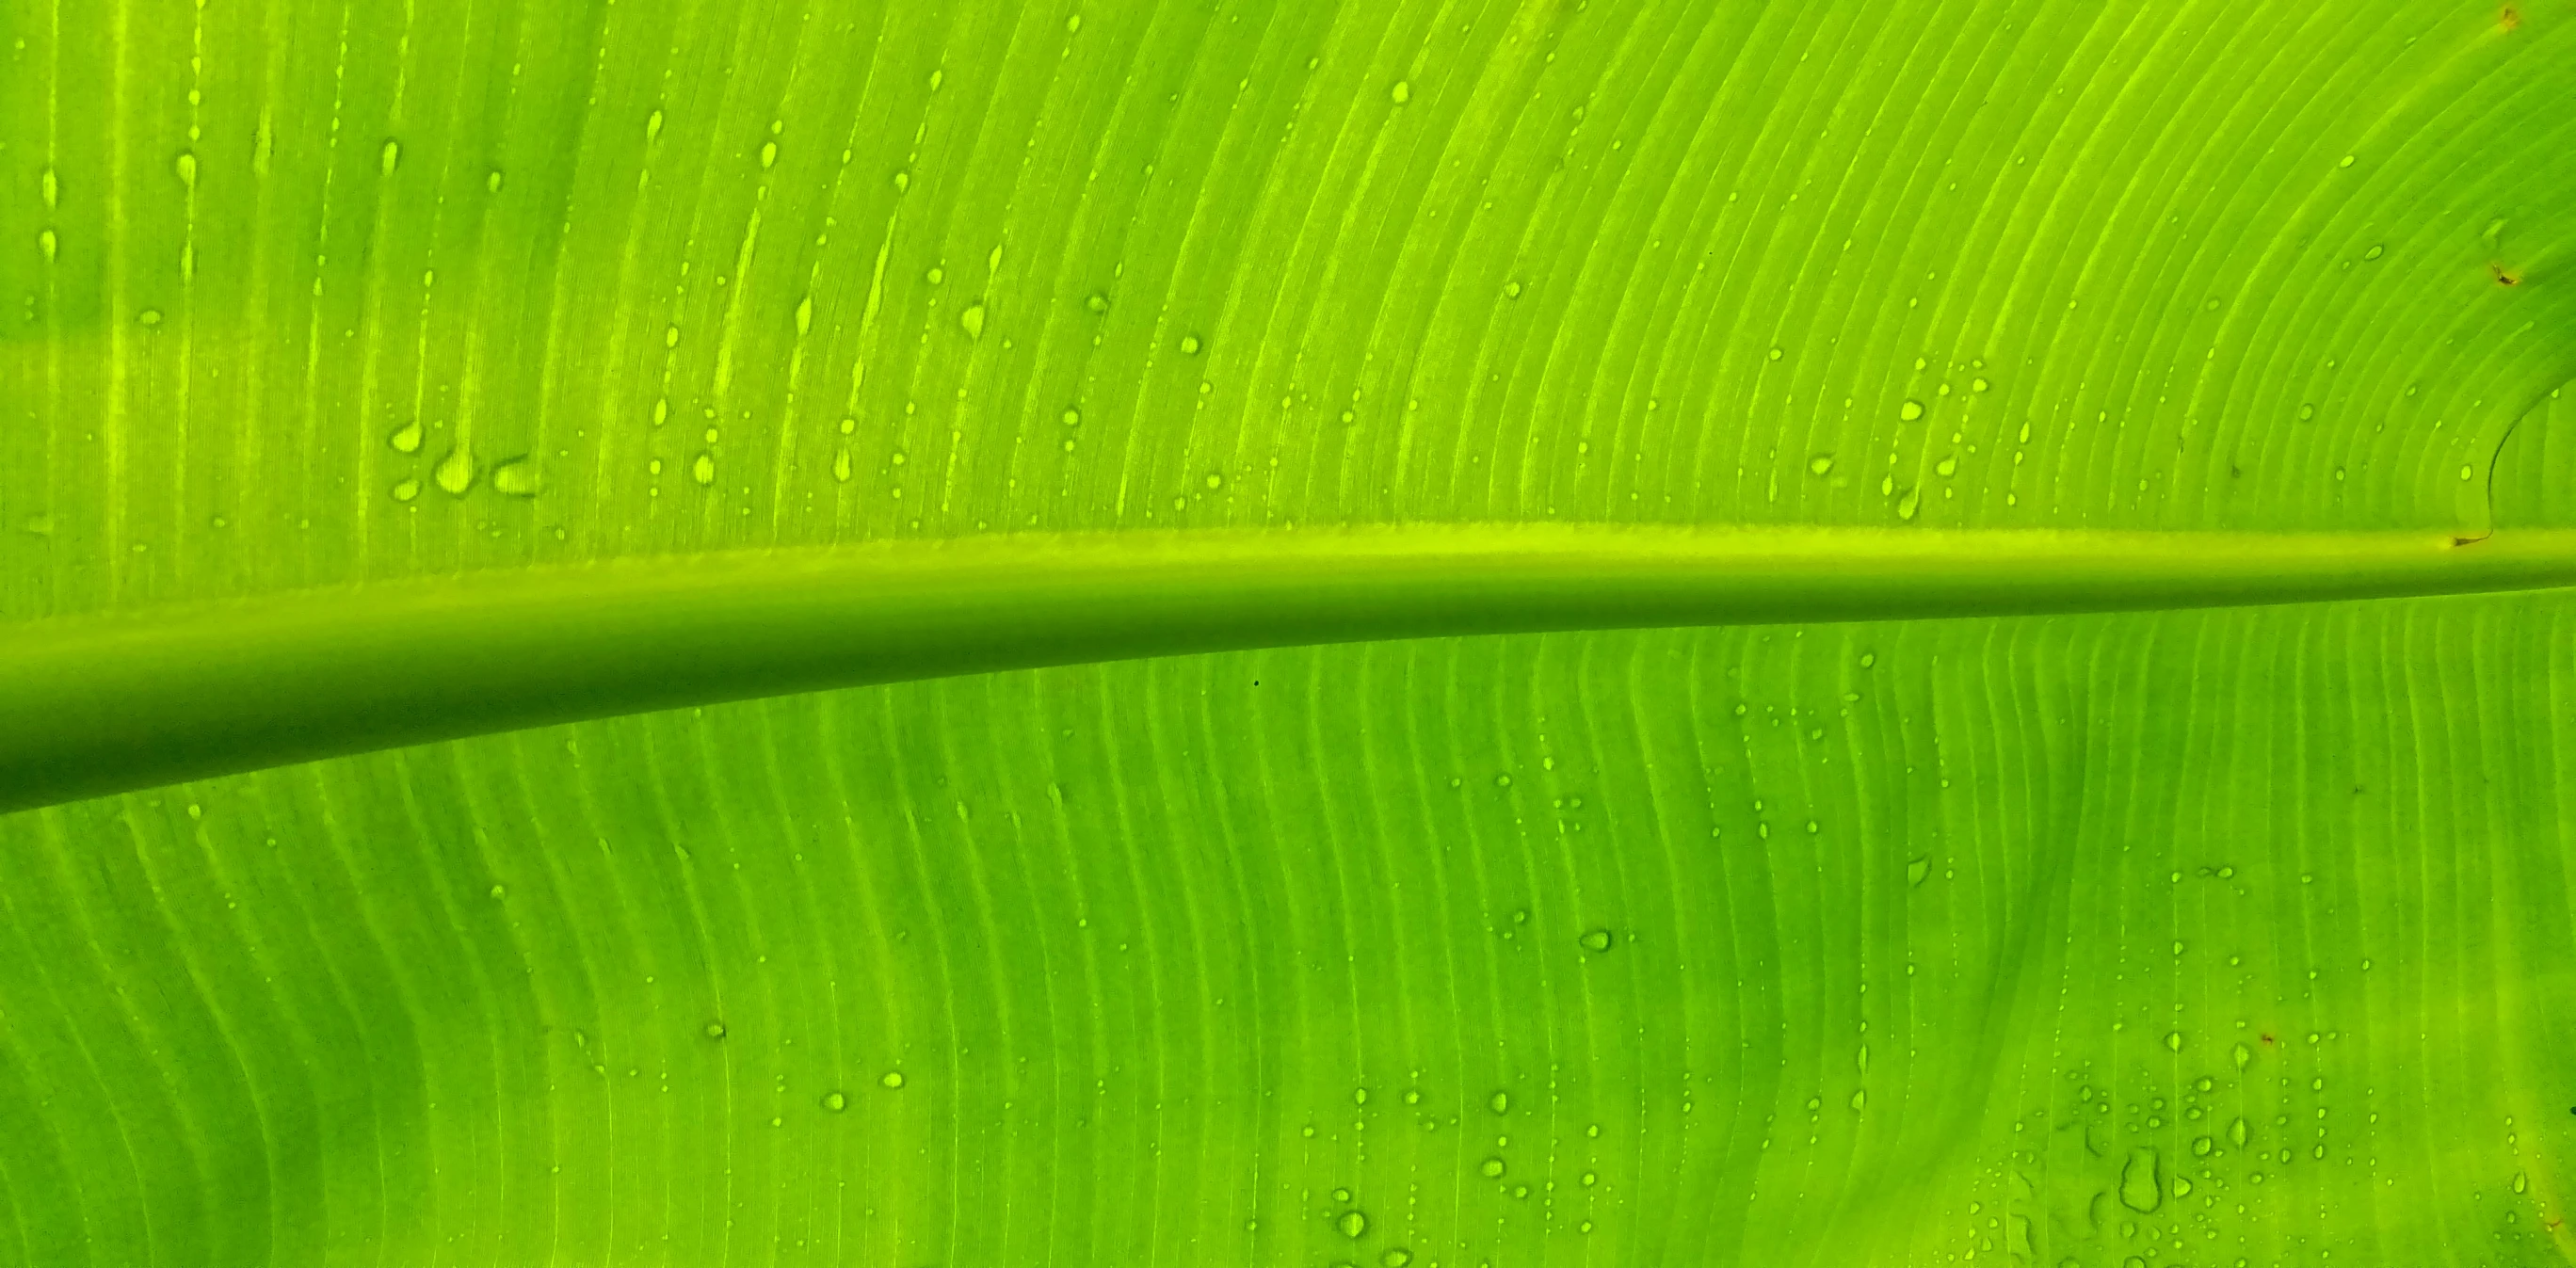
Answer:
[1, 0, 2570, 620]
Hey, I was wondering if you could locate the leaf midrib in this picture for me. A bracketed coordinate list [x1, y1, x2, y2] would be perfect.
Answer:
[8, 522, 2573, 815]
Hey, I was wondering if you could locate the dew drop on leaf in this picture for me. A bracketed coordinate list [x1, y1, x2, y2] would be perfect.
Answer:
[1809, 455, 1834, 475]
[1907, 857, 1930, 886]
[2118, 1147, 2161, 1212]
[1578, 928, 1613, 954]
[1488, 1090, 1509, 1115]
[960, 303, 987, 339]
[702, 1020, 726, 1039]
[822, 1091, 847, 1113]
[491, 458, 540, 498]
[692, 454, 716, 486]
[1389, 80, 1411, 104]
[1180, 334, 1202, 356]
[434, 449, 476, 495]
[380, 139, 401, 173]
[1336, 1211, 1367, 1238]
[390, 478, 421, 504]
[880, 1071, 905, 1088]
[1899, 399, 1925, 422]
[1480, 1157, 1505, 1178]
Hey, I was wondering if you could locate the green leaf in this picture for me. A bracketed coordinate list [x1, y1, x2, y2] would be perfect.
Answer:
[4, 2, 2574, 1265]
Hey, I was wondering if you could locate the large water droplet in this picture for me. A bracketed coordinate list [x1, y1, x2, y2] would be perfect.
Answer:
[434, 448, 476, 494]
[379, 139, 401, 174]
[960, 303, 987, 339]
[1809, 455, 1834, 475]
[647, 108, 665, 141]
[1578, 928, 1613, 954]
[2118, 1148, 2161, 1212]
[822, 1090, 847, 1112]
[760, 140, 779, 169]
[1180, 334, 1203, 356]
[2228, 1116, 2248, 1148]
[1899, 399, 1925, 422]
[796, 296, 814, 335]
[1895, 488, 1921, 521]
[1336, 1211, 1368, 1238]
[1390, 80, 1412, 104]
[1479, 1157, 1505, 1178]
[691, 453, 716, 486]
[880, 1070, 905, 1089]
[832, 450, 853, 482]
[491, 457, 540, 497]
[174, 152, 198, 188]
[390, 477, 421, 503]
[1906, 856, 1930, 886]
[1489, 1090, 1509, 1115]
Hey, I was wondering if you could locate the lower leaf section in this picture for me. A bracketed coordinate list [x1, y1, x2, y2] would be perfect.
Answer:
[2, 594, 2570, 1266]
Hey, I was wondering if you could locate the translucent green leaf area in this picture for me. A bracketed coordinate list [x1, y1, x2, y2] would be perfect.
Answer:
[4, 0, 2575, 1265]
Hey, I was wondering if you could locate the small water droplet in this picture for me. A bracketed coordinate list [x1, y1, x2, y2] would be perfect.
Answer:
[1907, 856, 1930, 886]
[1179, 334, 1202, 355]
[1971, 377, 1989, 393]
[1390, 80, 1411, 104]
[2338, 153, 2356, 168]
[2228, 1116, 2248, 1148]
[1086, 291, 1110, 313]
[703, 1020, 727, 1039]
[1203, 473, 1223, 490]
[1065, 13, 1082, 32]
[1489, 1091, 1509, 1115]
[1353, 1087, 1368, 1105]
[489, 883, 506, 899]
[138, 309, 162, 327]
[174, 152, 198, 187]
[1899, 399, 1924, 422]
[1809, 455, 1834, 475]
[1578, 928, 1613, 954]
[38, 229, 56, 263]
[1381, 1250, 1410, 1268]
[2118, 1148, 2162, 1212]
[960, 303, 987, 338]
[796, 296, 814, 335]
[434, 448, 476, 495]
[880, 1070, 905, 1088]
[1848, 1089, 1865, 1110]
[2191, 1135, 2213, 1156]
[379, 139, 401, 173]
[1337, 1211, 1368, 1238]
[2362, 244, 2384, 261]
[832, 450, 853, 482]
[691, 453, 716, 486]
[41, 167, 58, 209]
[1895, 487, 1921, 521]
[2165, 1031, 2182, 1052]
[665, 324, 682, 348]
[647, 108, 665, 141]
[488, 169, 505, 193]
[760, 140, 778, 169]
[1504, 280, 1523, 298]
[391, 477, 421, 503]
[2231, 1042, 2251, 1069]
[823, 1090, 847, 1112]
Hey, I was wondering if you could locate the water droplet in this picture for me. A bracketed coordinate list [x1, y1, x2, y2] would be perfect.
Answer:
[1489, 1091, 1509, 1114]
[1065, 13, 1082, 32]
[665, 324, 682, 348]
[1899, 399, 1925, 422]
[832, 450, 853, 482]
[2338, 153, 2356, 168]
[822, 1090, 847, 1112]
[2231, 1042, 2251, 1069]
[2191, 1134, 2213, 1156]
[2362, 244, 2384, 261]
[1353, 1087, 1368, 1105]
[41, 167, 58, 209]
[1578, 928, 1613, 954]
[488, 884, 506, 899]
[391, 477, 421, 503]
[2515, 1170, 2529, 1194]
[491, 457, 540, 498]
[1849, 1088, 1866, 1110]
[796, 296, 814, 335]
[2165, 1031, 2182, 1052]
[880, 1070, 905, 1089]
[1906, 856, 1930, 886]
[38, 229, 56, 263]
[434, 448, 476, 495]
[1061, 408, 1082, 427]
[2228, 1116, 2248, 1147]
[1808, 455, 1834, 475]
[1381, 1250, 1410, 1268]
[174, 152, 198, 187]
[692, 453, 716, 486]
[1480, 1157, 1505, 1178]
[960, 303, 987, 339]
[1086, 291, 1110, 313]
[1504, 281, 1523, 298]
[1895, 488, 1921, 521]
[2118, 1148, 2161, 1212]
[1337, 1211, 1368, 1238]
[138, 310, 162, 327]
[1972, 377, 1989, 393]
[1390, 80, 1411, 104]
[760, 140, 778, 169]
[893, 169, 910, 190]
[488, 169, 505, 193]
[1179, 334, 1202, 355]
[1203, 473, 1223, 490]
[647, 108, 665, 141]
[703, 1020, 727, 1039]
[380, 139, 401, 173]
